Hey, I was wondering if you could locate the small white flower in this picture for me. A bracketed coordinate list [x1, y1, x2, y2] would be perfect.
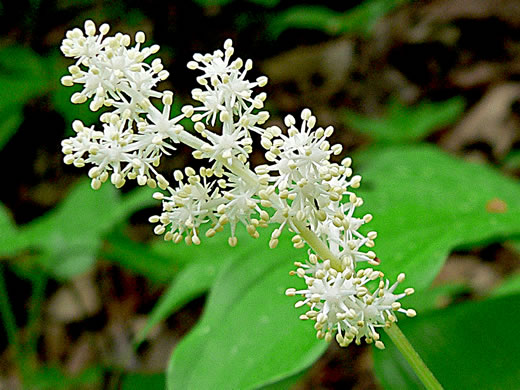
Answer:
[60, 20, 110, 65]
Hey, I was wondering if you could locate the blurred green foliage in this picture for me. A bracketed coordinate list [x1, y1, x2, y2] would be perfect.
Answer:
[355, 144, 520, 290]
[267, 0, 410, 38]
[0, 47, 50, 148]
[490, 270, 520, 298]
[0, 179, 156, 279]
[344, 97, 465, 143]
[0, 45, 100, 148]
[1, 0, 520, 389]
[399, 282, 469, 314]
[373, 293, 520, 389]
[25, 365, 104, 390]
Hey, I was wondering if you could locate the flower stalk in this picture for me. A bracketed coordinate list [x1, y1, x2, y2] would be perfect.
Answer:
[385, 323, 444, 390]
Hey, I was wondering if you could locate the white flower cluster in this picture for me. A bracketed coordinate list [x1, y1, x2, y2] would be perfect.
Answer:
[286, 257, 415, 349]
[59, 20, 415, 349]
[60, 20, 181, 189]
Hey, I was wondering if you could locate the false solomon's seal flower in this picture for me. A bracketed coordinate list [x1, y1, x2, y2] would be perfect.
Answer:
[286, 254, 415, 349]
[59, 20, 416, 350]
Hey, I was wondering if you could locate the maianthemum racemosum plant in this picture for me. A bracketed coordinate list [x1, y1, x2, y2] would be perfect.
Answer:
[59, 20, 443, 389]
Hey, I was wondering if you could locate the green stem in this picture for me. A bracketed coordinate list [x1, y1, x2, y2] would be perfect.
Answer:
[385, 323, 443, 390]
[27, 272, 47, 356]
[291, 219, 343, 270]
[0, 264, 24, 376]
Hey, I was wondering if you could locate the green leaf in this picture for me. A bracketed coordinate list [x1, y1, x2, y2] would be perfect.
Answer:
[0, 202, 17, 251]
[167, 230, 328, 389]
[490, 271, 520, 298]
[0, 109, 23, 150]
[4, 179, 155, 279]
[134, 261, 216, 344]
[0, 45, 50, 148]
[136, 226, 270, 344]
[402, 282, 469, 314]
[355, 144, 520, 291]
[103, 230, 179, 283]
[344, 97, 465, 143]
[259, 371, 306, 389]
[0, 46, 49, 104]
[373, 294, 520, 389]
[268, 0, 409, 38]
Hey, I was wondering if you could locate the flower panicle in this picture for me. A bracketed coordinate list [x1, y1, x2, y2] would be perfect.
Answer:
[59, 20, 416, 349]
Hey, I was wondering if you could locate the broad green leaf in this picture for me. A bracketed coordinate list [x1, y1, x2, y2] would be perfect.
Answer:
[355, 145, 520, 291]
[259, 371, 306, 389]
[344, 97, 465, 143]
[268, 0, 409, 38]
[402, 282, 469, 314]
[103, 230, 180, 283]
[3, 179, 155, 278]
[134, 261, 220, 344]
[135, 226, 270, 344]
[490, 271, 520, 298]
[167, 231, 328, 389]
[373, 294, 520, 389]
